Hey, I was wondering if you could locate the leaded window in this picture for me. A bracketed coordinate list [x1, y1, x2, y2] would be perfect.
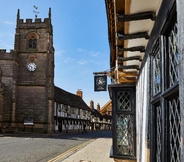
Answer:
[156, 105, 162, 162]
[117, 91, 131, 111]
[153, 49, 161, 95]
[116, 91, 134, 156]
[109, 85, 136, 160]
[149, 3, 181, 162]
[168, 23, 178, 87]
[169, 97, 181, 162]
[151, 20, 180, 162]
[116, 114, 134, 156]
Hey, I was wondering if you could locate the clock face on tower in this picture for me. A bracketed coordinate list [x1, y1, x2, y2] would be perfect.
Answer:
[27, 62, 36, 71]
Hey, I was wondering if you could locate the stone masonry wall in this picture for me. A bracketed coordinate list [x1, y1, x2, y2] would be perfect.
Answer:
[16, 86, 47, 125]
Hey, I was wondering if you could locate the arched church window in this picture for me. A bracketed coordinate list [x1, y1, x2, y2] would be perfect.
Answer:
[26, 33, 38, 50]
[28, 36, 37, 49]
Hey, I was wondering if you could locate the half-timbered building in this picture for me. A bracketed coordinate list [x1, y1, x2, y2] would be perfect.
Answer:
[100, 100, 112, 116]
[54, 87, 91, 133]
[89, 100, 112, 131]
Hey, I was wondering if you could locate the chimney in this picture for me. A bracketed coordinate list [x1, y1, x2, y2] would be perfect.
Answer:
[97, 103, 100, 112]
[76, 89, 83, 98]
[90, 100, 94, 110]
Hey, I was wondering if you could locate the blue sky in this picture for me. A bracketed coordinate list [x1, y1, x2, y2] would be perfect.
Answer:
[0, 0, 111, 108]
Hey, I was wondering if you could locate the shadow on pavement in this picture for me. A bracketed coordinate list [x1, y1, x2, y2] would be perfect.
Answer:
[0, 130, 112, 140]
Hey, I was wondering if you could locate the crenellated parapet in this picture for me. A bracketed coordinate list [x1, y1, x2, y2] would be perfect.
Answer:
[16, 8, 52, 29]
[17, 18, 51, 26]
[0, 50, 17, 60]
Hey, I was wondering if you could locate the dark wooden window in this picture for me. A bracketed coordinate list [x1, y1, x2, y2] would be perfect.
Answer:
[109, 84, 136, 160]
[152, 42, 161, 96]
[168, 23, 178, 87]
[155, 104, 162, 162]
[164, 20, 180, 162]
[29, 36, 37, 49]
[26, 34, 37, 50]
[150, 5, 180, 161]
[168, 96, 180, 162]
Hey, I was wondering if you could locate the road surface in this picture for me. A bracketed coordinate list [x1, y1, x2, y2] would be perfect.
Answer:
[0, 130, 112, 162]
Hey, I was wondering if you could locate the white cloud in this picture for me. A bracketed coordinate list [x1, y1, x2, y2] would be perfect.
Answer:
[89, 51, 100, 57]
[76, 48, 101, 57]
[76, 60, 88, 65]
[1, 21, 14, 25]
[90, 60, 101, 64]
[64, 57, 75, 63]
[55, 49, 65, 56]
[76, 48, 86, 52]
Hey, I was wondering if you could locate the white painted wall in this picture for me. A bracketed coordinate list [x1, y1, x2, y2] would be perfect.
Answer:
[136, 57, 150, 162]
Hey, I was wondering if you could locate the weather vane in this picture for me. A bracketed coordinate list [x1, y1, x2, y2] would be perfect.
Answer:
[33, 5, 39, 18]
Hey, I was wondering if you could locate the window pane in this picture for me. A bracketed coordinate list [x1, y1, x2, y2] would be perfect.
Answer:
[169, 97, 181, 162]
[116, 114, 135, 156]
[29, 39, 37, 49]
[156, 105, 162, 162]
[117, 91, 131, 111]
[168, 23, 178, 87]
[153, 49, 161, 94]
[33, 39, 37, 48]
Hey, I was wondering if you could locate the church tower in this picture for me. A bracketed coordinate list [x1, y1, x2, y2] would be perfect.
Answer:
[13, 8, 54, 133]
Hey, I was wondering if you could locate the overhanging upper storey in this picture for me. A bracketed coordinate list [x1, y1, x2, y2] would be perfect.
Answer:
[105, 0, 162, 84]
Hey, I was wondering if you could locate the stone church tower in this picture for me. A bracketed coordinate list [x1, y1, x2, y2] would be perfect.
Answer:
[0, 8, 54, 133]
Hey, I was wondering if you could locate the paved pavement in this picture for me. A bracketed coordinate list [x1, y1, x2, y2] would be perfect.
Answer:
[57, 137, 114, 162]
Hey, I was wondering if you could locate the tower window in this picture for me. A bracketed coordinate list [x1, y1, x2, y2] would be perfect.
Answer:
[29, 36, 37, 49]
[26, 33, 38, 50]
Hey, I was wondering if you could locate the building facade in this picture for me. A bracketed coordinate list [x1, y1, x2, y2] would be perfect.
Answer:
[105, 0, 183, 162]
[90, 100, 112, 131]
[54, 88, 91, 133]
[54, 91, 112, 133]
[0, 9, 54, 133]
[100, 100, 112, 116]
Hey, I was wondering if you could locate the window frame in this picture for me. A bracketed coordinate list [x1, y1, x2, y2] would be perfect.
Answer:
[150, 3, 181, 162]
[151, 41, 162, 97]
[109, 84, 136, 160]
[26, 33, 38, 50]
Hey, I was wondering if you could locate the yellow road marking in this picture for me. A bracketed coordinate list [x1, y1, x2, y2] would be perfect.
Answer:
[48, 139, 94, 162]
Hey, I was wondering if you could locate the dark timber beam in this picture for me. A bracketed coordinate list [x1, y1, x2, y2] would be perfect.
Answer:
[117, 11, 156, 22]
[118, 65, 140, 70]
[118, 56, 142, 61]
[93, 71, 110, 75]
[117, 46, 145, 52]
[117, 32, 149, 40]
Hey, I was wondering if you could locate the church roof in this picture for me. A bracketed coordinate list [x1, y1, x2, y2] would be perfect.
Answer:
[54, 86, 91, 112]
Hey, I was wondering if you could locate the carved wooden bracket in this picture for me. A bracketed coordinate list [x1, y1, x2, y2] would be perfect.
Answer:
[118, 56, 142, 61]
[117, 46, 145, 52]
[117, 11, 156, 22]
[117, 32, 149, 40]
[118, 65, 140, 70]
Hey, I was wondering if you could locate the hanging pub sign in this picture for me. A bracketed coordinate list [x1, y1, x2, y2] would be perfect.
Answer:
[94, 75, 107, 91]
